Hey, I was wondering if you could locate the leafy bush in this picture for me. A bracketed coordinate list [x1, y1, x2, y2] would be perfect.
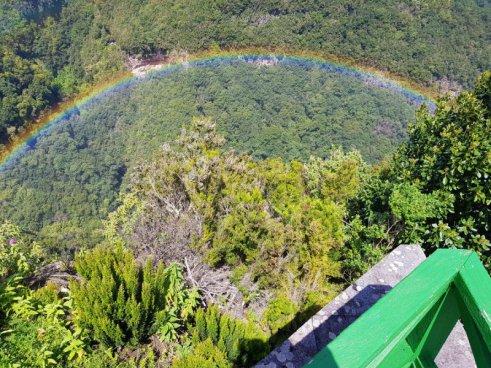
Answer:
[112, 119, 345, 306]
[343, 72, 491, 275]
[0, 221, 44, 322]
[341, 216, 389, 280]
[262, 296, 299, 338]
[0, 220, 43, 279]
[392, 72, 491, 267]
[0, 287, 89, 367]
[304, 150, 367, 202]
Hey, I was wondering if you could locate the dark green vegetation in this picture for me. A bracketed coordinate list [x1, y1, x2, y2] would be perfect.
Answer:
[1, 0, 490, 365]
[345, 72, 491, 275]
[1, 0, 490, 145]
[0, 62, 417, 249]
[1, 73, 490, 366]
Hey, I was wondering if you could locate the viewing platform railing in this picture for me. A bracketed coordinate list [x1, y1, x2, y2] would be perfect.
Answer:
[306, 249, 491, 368]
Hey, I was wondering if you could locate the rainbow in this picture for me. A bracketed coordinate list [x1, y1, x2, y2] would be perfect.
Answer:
[0, 49, 437, 170]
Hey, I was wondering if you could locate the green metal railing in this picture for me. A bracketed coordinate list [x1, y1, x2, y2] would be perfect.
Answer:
[306, 249, 491, 367]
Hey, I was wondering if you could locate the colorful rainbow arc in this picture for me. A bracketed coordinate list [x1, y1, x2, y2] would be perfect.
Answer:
[0, 50, 436, 170]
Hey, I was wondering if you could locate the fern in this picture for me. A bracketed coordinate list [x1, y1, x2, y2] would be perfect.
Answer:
[190, 305, 269, 366]
[70, 245, 199, 348]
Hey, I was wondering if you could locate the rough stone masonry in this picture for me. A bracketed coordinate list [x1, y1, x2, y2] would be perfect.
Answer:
[256, 244, 475, 368]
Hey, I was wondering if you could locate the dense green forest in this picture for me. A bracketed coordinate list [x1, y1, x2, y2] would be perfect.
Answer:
[1, 73, 490, 366]
[1, 0, 491, 366]
[0, 61, 418, 249]
[1, 0, 490, 145]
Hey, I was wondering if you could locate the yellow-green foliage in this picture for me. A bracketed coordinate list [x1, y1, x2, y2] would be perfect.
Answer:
[190, 306, 269, 366]
[0, 221, 44, 322]
[125, 119, 347, 305]
[262, 296, 299, 336]
[104, 192, 144, 246]
[305, 149, 367, 203]
[173, 338, 231, 368]
[70, 246, 198, 348]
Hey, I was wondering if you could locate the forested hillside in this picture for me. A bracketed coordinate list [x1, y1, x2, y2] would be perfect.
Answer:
[1, 73, 490, 366]
[1, 0, 490, 366]
[1, 0, 490, 145]
[0, 61, 418, 250]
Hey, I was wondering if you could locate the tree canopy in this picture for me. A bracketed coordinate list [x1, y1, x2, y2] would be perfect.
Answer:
[0, 61, 418, 248]
[1, 0, 489, 145]
[0, 0, 490, 365]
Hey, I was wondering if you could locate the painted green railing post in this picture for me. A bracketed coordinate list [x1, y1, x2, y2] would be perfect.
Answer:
[305, 250, 491, 368]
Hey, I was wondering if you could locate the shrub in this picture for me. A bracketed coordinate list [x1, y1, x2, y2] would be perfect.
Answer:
[0, 291, 89, 367]
[0, 221, 44, 322]
[392, 72, 491, 267]
[0, 220, 43, 280]
[173, 338, 231, 368]
[191, 306, 269, 366]
[70, 245, 198, 348]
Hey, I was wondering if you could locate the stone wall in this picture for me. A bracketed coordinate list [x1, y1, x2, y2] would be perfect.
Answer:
[256, 244, 475, 368]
